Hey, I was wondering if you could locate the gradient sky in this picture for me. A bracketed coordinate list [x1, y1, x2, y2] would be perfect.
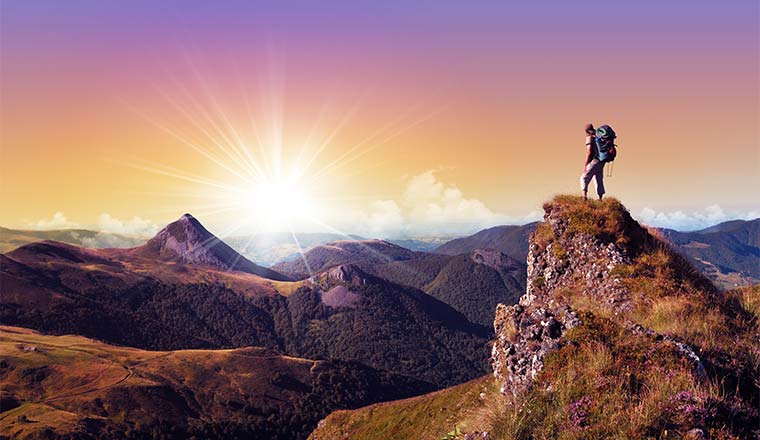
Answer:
[1, 0, 758, 236]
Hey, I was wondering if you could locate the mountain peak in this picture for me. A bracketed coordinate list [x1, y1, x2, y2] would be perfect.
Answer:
[307, 263, 373, 290]
[161, 213, 211, 241]
[126, 214, 290, 281]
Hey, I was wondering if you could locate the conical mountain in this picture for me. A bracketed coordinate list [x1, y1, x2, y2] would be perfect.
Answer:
[128, 213, 289, 281]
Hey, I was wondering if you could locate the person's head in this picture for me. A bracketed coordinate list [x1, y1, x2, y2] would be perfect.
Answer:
[584, 123, 595, 136]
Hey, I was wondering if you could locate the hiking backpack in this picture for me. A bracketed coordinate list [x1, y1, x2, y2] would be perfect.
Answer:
[595, 125, 617, 162]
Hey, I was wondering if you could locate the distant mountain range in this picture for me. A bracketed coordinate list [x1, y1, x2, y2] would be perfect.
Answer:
[430, 219, 760, 290]
[1, 215, 490, 389]
[0, 226, 144, 253]
[656, 218, 760, 289]
[432, 222, 539, 261]
[0, 227, 442, 267]
[271, 240, 525, 327]
[3, 215, 758, 291]
[224, 232, 365, 266]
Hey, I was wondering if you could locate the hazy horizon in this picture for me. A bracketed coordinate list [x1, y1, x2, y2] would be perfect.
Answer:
[4, 208, 758, 240]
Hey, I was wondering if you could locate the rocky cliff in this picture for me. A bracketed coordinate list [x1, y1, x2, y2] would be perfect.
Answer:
[489, 196, 757, 437]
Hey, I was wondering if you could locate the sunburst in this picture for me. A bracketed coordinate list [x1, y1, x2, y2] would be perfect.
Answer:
[120, 56, 437, 277]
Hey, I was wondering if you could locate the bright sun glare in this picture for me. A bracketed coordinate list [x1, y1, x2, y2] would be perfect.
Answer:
[244, 177, 313, 230]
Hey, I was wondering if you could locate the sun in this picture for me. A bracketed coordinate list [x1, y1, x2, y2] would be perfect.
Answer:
[243, 176, 314, 231]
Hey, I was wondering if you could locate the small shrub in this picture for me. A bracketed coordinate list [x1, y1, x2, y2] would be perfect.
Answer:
[533, 223, 555, 250]
[440, 425, 461, 440]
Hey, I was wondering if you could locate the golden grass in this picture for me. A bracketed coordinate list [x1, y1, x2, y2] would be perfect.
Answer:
[544, 196, 630, 243]
[309, 376, 501, 440]
[269, 279, 308, 296]
[488, 314, 724, 440]
[0, 403, 84, 440]
[532, 222, 555, 250]
[732, 284, 760, 321]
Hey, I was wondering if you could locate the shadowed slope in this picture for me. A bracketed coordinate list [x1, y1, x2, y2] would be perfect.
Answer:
[434, 223, 538, 261]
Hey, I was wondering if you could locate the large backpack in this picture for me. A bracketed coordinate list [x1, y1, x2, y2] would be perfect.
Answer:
[595, 125, 617, 162]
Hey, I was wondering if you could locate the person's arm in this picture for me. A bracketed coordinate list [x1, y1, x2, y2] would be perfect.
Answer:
[582, 137, 593, 172]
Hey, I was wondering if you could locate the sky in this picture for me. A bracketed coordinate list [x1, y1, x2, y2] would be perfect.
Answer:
[1, 0, 758, 237]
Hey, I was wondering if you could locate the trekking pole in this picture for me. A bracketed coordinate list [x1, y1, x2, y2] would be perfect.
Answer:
[607, 162, 614, 177]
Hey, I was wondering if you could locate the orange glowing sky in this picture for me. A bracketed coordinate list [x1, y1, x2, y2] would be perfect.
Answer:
[1, 1, 758, 236]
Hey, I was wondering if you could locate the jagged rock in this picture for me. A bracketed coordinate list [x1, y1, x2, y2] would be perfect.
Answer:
[492, 197, 711, 396]
[491, 302, 579, 396]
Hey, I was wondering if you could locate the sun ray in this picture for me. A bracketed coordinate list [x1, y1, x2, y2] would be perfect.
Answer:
[309, 106, 445, 183]
[124, 102, 253, 183]
[303, 105, 421, 183]
[180, 57, 262, 180]
[159, 73, 258, 180]
[114, 159, 246, 192]
[288, 228, 315, 278]
[295, 91, 368, 180]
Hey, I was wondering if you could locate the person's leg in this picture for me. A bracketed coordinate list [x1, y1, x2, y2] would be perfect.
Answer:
[580, 162, 593, 200]
[594, 163, 605, 200]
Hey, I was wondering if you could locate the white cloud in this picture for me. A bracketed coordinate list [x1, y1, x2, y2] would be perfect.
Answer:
[96, 213, 159, 237]
[346, 200, 405, 234]
[80, 233, 145, 249]
[339, 170, 540, 235]
[638, 205, 760, 231]
[30, 212, 79, 230]
[403, 171, 498, 222]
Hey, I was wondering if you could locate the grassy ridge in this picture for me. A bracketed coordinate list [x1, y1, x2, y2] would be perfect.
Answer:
[0, 326, 432, 440]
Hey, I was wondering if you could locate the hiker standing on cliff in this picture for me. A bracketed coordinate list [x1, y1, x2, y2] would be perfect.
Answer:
[580, 123, 617, 200]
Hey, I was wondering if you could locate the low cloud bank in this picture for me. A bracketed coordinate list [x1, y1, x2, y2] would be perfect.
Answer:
[638, 205, 760, 231]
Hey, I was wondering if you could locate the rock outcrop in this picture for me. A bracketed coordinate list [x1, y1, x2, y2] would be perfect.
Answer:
[491, 196, 715, 396]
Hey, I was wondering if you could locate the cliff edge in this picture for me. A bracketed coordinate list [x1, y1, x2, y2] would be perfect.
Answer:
[490, 196, 757, 438]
